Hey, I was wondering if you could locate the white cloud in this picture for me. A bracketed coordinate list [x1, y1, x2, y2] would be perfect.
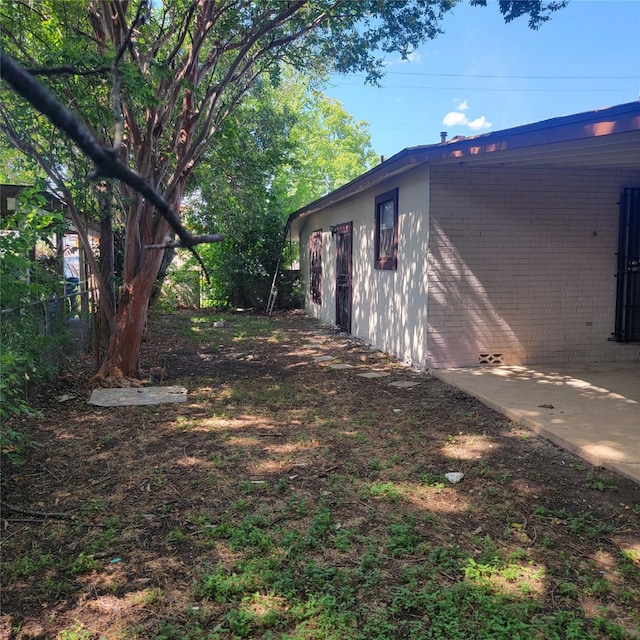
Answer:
[468, 116, 492, 130]
[442, 104, 492, 131]
[403, 51, 422, 64]
[442, 111, 468, 127]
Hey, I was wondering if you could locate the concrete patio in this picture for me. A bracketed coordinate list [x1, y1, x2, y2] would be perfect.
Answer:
[432, 362, 640, 485]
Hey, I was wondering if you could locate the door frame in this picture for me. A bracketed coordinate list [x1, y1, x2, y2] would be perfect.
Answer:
[334, 221, 353, 333]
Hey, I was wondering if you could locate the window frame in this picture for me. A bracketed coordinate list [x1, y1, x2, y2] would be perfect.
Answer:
[374, 188, 399, 271]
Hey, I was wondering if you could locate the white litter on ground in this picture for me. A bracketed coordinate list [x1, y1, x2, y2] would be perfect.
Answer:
[88, 386, 188, 407]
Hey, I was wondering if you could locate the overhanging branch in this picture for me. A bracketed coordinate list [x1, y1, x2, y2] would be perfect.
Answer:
[26, 65, 111, 76]
[0, 51, 222, 255]
[146, 234, 224, 250]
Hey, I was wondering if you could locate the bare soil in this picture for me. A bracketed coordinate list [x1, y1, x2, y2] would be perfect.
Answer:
[1, 310, 639, 639]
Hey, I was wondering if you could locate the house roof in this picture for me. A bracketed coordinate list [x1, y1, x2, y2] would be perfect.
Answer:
[0, 184, 102, 236]
[0, 184, 67, 217]
[286, 101, 640, 233]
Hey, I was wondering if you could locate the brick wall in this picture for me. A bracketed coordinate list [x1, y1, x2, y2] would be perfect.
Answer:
[427, 166, 640, 368]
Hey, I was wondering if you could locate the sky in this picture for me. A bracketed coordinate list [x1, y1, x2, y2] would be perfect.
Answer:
[324, 0, 640, 159]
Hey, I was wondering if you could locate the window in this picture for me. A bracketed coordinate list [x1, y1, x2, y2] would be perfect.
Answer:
[375, 188, 398, 270]
[309, 229, 322, 304]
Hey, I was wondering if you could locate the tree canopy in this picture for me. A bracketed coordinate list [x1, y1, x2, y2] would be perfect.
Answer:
[182, 70, 378, 309]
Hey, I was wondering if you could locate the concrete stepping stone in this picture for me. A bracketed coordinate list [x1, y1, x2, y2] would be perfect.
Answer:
[88, 386, 188, 406]
[313, 355, 335, 362]
[388, 380, 420, 389]
[357, 371, 390, 379]
[330, 363, 354, 370]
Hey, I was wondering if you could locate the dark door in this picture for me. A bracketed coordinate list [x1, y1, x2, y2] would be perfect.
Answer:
[309, 229, 322, 305]
[335, 222, 352, 332]
[615, 188, 640, 342]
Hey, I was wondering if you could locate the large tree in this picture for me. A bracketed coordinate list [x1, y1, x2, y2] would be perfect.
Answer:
[0, 0, 565, 385]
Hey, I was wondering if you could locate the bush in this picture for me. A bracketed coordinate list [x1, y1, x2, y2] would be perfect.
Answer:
[0, 351, 38, 464]
[275, 269, 303, 310]
[157, 265, 202, 312]
[0, 189, 67, 463]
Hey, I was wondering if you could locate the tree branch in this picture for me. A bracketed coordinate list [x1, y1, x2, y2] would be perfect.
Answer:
[0, 500, 76, 520]
[109, 1, 148, 151]
[164, 0, 344, 195]
[146, 234, 223, 250]
[156, 0, 199, 68]
[113, 0, 148, 68]
[0, 52, 222, 254]
[27, 65, 111, 77]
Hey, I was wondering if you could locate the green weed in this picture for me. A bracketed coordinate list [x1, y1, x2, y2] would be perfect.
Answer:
[387, 516, 422, 557]
[56, 623, 93, 640]
[197, 567, 250, 603]
[586, 470, 618, 492]
[420, 471, 445, 490]
[8, 546, 55, 579]
[167, 528, 188, 544]
[362, 480, 404, 501]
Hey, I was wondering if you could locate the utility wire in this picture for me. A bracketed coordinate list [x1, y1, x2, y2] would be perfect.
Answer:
[330, 82, 637, 93]
[377, 70, 638, 80]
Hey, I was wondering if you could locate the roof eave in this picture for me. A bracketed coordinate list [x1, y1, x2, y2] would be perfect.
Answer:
[285, 101, 640, 233]
[286, 146, 433, 228]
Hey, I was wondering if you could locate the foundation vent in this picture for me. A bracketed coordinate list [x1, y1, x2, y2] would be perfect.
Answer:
[478, 353, 504, 366]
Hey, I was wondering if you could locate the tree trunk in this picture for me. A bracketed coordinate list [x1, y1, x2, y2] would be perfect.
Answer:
[92, 235, 166, 386]
[93, 275, 155, 385]
[98, 185, 116, 354]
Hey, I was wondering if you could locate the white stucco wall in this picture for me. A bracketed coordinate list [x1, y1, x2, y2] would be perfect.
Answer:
[298, 167, 431, 367]
[427, 166, 640, 368]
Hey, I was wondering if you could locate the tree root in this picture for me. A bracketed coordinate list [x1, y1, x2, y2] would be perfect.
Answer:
[90, 373, 142, 388]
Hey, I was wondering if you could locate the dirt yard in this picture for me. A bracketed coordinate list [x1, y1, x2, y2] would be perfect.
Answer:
[1, 310, 639, 639]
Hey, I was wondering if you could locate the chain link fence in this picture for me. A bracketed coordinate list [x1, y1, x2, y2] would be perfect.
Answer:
[1, 284, 96, 374]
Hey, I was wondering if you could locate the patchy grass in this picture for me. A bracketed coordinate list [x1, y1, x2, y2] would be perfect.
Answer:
[1, 310, 639, 639]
